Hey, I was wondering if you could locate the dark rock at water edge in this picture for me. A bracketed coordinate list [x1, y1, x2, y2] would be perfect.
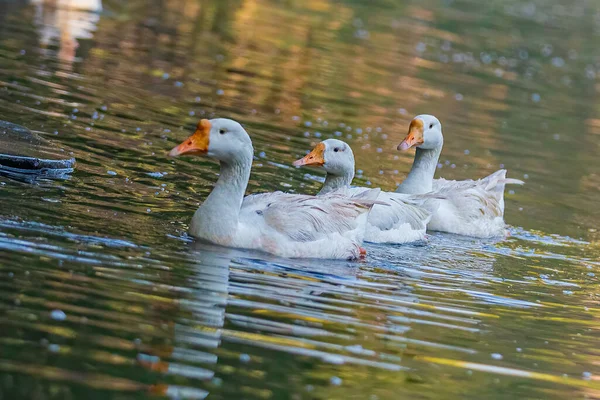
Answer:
[0, 120, 75, 180]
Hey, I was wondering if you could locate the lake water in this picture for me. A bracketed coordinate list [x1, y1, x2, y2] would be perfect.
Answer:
[1, 0, 599, 398]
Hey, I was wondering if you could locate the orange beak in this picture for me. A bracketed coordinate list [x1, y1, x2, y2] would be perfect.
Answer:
[293, 142, 326, 167]
[168, 119, 211, 157]
[397, 119, 424, 151]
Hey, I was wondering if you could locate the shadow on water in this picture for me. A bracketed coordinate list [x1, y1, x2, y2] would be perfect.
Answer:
[0, 0, 600, 399]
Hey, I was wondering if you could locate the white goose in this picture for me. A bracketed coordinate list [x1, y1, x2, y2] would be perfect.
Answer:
[293, 139, 435, 244]
[168, 119, 380, 260]
[396, 114, 524, 237]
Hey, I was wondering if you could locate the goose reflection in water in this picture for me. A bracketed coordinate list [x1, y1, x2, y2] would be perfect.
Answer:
[137, 244, 231, 399]
[137, 240, 365, 398]
[31, 0, 101, 68]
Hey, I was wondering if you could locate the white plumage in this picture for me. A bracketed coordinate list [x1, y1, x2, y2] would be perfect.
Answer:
[294, 139, 436, 244]
[169, 119, 379, 260]
[396, 114, 524, 238]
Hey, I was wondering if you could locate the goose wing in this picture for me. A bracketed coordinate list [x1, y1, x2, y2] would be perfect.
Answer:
[241, 189, 379, 242]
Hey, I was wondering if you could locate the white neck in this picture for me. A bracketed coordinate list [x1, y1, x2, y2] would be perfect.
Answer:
[396, 145, 442, 194]
[190, 153, 252, 241]
[318, 168, 354, 195]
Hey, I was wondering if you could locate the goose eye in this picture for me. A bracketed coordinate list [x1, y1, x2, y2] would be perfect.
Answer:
[429, 123, 434, 129]
[333, 147, 340, 152]
[219, 129, 226, 134]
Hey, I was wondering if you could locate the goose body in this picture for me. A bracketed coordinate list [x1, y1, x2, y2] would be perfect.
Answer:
[294, 139, 435, 244]
[396, 114, 523, 238]
[169, 119, 379, 260]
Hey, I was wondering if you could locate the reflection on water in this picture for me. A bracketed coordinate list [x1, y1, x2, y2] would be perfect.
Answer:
[32, 0, 101, 68]
[1, 0, 600, 398]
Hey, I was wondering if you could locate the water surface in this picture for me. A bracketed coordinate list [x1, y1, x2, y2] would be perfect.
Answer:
[1, 0, 599, 399]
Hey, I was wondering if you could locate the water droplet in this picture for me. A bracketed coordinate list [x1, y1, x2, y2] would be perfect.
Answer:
[239, 354, 251, 363]
[552, 57, 565, 68]
[330, 376, 342, 386]
[107, 171, 117, 176]
[480, 52, 492, 64]
[48, 344, 61, 353]
[519, 50, 529, 60]
[585, 65, 596, 79]
[50, 310, 67, 321]
[541, 44, 553, 57]
[583, 372, 592, 380]
[491, 353, 503, 360]
[531, 93, 541, 103]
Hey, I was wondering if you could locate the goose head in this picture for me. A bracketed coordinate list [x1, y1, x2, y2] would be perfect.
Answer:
[168, 118, 253, 162]
[293, 139, 355, 176]
[397, 114, 443, 151]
